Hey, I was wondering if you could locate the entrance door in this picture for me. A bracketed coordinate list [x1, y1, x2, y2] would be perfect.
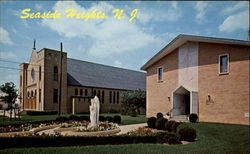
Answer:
[172, 86, 190, 116]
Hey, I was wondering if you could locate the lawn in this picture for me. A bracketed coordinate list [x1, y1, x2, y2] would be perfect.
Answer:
[0, 113, 147, 126]
[0, 122, 249, 154]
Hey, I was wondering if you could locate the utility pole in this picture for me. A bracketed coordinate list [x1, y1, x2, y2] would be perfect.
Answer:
[58, 42, 63, 116]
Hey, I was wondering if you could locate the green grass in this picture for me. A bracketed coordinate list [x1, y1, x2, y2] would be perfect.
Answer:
[0, 113, 147, 126]
[0, 122, 249, 154]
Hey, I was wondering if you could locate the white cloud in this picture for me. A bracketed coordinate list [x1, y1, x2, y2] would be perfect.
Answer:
[35, 4, 43, 10]
[0, 51, 18, 60]
[194, 1, 208, 23]
[221, 1, 248, 15]
[114, 60, 122, 67]
[0, 27, 13, 45]
[42, 1, 160, 58]
[138, 1, 182, 24]
[219, 10, 249, 32]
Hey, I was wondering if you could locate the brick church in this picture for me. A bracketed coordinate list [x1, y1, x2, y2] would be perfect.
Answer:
[19, 42, 146, 114]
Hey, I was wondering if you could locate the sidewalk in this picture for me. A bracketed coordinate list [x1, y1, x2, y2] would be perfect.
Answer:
[117, 123, 147, 134]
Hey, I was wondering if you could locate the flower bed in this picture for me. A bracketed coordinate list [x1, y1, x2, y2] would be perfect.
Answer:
[127, 127, 157, 136]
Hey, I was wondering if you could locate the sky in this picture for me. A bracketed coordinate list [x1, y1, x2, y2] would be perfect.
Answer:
[0, 1, 249, 88]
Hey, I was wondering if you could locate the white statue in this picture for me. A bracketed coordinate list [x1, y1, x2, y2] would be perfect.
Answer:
[89, 96, 100, 127]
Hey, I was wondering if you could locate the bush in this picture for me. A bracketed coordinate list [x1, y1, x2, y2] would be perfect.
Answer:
[0, 132, 181, 149]
[99, 116, 106, 122]
[155, 117, 168, 130]
[79, 116, 90, 122]
[106, 116, 113, 123]
[156, 112, 163, 118]
[68, 115, 80, 121]
[113, 115, 122, 124]
[147, 117, 157, 128]
[171, 122, 182, 132]
[109, 108, 120, 113]
[55, 116, 68, 122]
[161, 132, 181, 144]
[26, 111, 58, 116]
[189, 113, 198, 123]
[128, 109, 137, 117]
[177, 123, 197, 141]
[165, 120, 177, 132]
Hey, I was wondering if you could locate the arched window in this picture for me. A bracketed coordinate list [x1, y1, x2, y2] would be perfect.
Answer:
[53, 66, 58, 81]
[28, 91, 30, 97]
[75, 88, 78, 95]
[102, 91, 105, 104]
[85, 89, 88, 96]
[35, 90, 37, 97]
[31, 91, 34, 97]
[93, 90, 96, 96]
[80, 89, 83, 96]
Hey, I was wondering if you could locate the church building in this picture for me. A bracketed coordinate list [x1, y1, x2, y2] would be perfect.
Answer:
[19, 43, 146, 114]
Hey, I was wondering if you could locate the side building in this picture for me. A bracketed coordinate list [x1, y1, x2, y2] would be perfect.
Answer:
[141, 34, 249, 125]
[19, 47, 146, 114]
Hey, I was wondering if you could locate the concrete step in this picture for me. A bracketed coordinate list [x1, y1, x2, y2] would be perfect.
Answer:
[170, 115, 189, 122]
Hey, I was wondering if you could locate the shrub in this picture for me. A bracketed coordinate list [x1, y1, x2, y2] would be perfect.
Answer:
[106, 116, 113, 123]
[161, 132, 180, 144]
[109, 108, 120, 113]
[99, 116, 106, 122]
[156, 112, 163, 118]
[55, 116, 68, 122]
[147, 117, 157, 128]
[165, 120, 176, 132]
[189, 113, 198, 123]
[0, 132, 181, 149]
[177, 123, 197, 141]
[26, 111, 58, 116]
[171, 122, 182, 132]
[113, 115, 122, 124]
[79, 116, 90, 122]
[128, 109, 137, 117]
[68, 115, 80, 121]
[155, 117, 168, 130]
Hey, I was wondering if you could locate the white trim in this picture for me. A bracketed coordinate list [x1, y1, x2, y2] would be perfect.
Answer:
[218, 53, 229, 75]
[157, 66, 163, 82]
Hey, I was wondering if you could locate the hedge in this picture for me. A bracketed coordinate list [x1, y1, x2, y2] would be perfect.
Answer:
[0, 132, 179, 149]
[26, 111, 58, 116]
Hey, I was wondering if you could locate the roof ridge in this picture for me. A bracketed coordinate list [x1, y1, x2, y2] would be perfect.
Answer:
[67, 58, 145, 74]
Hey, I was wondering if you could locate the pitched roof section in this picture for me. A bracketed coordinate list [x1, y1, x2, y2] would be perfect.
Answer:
[141, 34, 249, 70]
[67, 58, 146, 91]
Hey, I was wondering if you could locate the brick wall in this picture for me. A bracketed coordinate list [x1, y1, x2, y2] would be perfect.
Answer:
[146, 49, 179, 117]
[198, 42, 249, 125]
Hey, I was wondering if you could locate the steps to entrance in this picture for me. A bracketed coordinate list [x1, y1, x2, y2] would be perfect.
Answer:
[170, 115, 189, 122]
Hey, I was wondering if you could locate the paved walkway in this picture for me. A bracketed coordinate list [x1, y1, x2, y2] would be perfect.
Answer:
[117, 123, 147, 134]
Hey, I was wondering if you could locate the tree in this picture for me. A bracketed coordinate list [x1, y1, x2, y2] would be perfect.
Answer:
[121, 90, 146, 116]
[0, 82, 18, 120]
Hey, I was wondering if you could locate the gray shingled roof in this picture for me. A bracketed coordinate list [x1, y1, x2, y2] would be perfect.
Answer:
[67, 58, 146, 91]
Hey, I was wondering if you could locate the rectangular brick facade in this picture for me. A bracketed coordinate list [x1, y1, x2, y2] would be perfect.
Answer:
[145, 41, 249, 125]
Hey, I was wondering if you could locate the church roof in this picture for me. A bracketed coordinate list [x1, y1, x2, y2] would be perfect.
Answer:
[67, 58, 146, 91]
[141, 34, 249, 70]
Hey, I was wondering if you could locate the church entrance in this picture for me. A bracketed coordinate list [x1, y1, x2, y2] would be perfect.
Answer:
[172, 86, 190, 116]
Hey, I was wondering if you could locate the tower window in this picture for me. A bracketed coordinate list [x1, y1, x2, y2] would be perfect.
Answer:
[53, 89, 58, 103]
[53, 66, 58, 81]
